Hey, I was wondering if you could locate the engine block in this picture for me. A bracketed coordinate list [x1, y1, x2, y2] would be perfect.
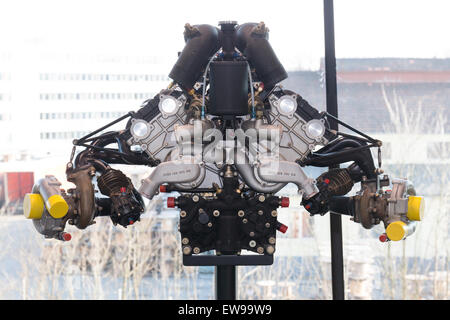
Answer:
[23, 21, 424, 264]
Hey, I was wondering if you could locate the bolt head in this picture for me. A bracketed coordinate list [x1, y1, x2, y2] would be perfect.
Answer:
[249, 240, 256, 247]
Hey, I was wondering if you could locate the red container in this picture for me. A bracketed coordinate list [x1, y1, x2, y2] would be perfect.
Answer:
[0, 172, 34, 203]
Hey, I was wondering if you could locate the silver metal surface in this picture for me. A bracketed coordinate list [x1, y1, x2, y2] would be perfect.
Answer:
[127, 92, 187, 163]
[268, 93, 328, 162]
[256, 157, 319, 199]
[138, 156, 206, 199]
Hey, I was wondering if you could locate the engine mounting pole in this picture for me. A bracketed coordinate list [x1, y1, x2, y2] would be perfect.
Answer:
[215, 265, 237, 300]
[323, 0, 346, 300]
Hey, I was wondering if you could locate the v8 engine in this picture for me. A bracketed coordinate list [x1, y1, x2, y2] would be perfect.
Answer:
[23, 21, 424, 262]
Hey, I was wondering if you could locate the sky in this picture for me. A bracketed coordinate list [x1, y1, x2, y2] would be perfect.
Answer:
[1, 0, 449, 71]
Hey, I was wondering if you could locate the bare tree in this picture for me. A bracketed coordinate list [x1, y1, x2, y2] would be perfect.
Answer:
[376, 83, 449, 300]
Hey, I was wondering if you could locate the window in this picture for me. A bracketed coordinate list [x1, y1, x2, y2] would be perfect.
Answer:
[427, 142, 450, 160]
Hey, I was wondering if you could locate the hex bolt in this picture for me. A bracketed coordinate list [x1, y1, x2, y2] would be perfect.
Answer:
[238, 210, 245, 217]
[192, 195, 200, 202]
[182, 238, 189, 245]
[266, 245, 275, 255]
[258, 195, 265, 202]
[271, 210, 277, 217]
[207, 222, 213, 227]
[258, 210, 264, 216]
[193, 247, 200, 254]
[257, 246, 264, 254]
[268, 237, 276, 244]
[183, 246, 192, 255]
[213, 210, 220, 217]
[180, 210, 187, 218]
[249, 240, 256, 247]
[242, 218, 248, 224]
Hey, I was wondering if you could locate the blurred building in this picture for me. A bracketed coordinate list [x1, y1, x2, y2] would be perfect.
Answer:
[282, 58, 450, 179]
[0, 50, 173, 161]
[283, 58, 450, 133]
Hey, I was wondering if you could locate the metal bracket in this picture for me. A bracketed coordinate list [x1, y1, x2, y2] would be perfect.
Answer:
[183, 254, 273, 266]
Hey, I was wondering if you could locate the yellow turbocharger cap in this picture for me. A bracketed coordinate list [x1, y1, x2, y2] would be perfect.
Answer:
[407, 196, 424, 221]
[23, 193, 45, 219]
[386, 221, 406, 241]
[45, 194, 69, 218]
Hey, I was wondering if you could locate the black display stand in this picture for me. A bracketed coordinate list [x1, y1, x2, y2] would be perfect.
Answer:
[215, 265, 236, 300]
[183, 255, 273, 300]
[323, 0, 346, 300]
